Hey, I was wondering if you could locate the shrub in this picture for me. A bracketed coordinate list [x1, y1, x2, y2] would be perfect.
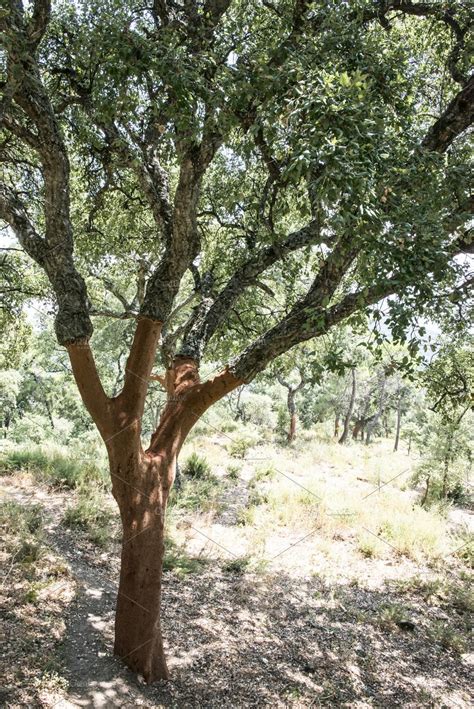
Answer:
[229, 437, 254, 459]
[222, 556, 252, 574]
[430, 621, 468, 653]
[226, 464, 241, 480]
[376, 603, 412, 630]
[253, 465, 277, 483]
[163, 536, 206, 577]
[182, 452, 212, 480]
[169, 476, 223, 513]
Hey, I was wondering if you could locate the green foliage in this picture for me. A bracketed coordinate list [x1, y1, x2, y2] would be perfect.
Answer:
[182, 452, 212, 480]
[228, 436, 256, 459]
[162, 536, 207, 577]
[222, 556, 252, 574]
[226, 464, 241, 480]
[169, 475, 223, 513]
[429, 622, 468, 654]
[376, 603, 412, 631]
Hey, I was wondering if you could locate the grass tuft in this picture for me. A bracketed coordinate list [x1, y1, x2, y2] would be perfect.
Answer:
[63, 486, 115, 548]
[1, 445, 107, 489]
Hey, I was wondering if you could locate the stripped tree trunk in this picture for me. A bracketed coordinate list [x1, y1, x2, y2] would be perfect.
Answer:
[394, 394, 402, 451]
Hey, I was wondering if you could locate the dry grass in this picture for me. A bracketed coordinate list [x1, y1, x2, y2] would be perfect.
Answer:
[183, 428, 457, 565]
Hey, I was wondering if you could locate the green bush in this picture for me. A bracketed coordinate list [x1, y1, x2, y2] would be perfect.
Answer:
[169, 476, 223, 512]
[253, 465, 277, 483]
[182, 452, 212, 480]
[226, 464, 241, 480]
[163, 536, 206, 577]
[430, 621, 468, 653]
[222, 556, 252, 574]
[229, 437, 254, 459]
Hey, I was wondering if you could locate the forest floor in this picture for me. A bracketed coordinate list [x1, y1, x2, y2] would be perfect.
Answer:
[1, 432, 473, 708]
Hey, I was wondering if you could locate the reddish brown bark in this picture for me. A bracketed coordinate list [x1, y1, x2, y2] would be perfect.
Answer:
[67, 322, 242, 683]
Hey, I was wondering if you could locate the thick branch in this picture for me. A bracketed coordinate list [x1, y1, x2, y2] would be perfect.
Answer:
[67, 341, 112, 438]
[179, 219, 324, 359]
[422, 74, 474, 152]
[118, 317, 162, 417]
[28, 0, 51, 50]
[230, 278, 398, 383]
[0, 184, 46, 262]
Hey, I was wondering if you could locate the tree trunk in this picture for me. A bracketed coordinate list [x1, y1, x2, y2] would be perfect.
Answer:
[334, 414, 340, 438]
[114, 496, 169, 681]
[107, 437, 174, 682]
[67, 321, 241, 683]
[352, 419, 363, 439]
[339, 368, 356, 444]
[421, 475, 430, 507]
[287, 388, 296, 442]
[394, 396, 402, 451]
[365, 373, 387, 445]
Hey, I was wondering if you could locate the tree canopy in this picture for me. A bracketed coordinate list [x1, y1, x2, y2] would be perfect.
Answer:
[1, 0, 472, 381]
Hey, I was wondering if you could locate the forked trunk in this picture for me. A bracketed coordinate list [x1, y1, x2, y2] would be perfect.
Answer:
[67, 326, 241, 684]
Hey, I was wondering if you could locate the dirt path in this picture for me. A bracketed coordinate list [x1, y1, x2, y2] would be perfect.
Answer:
[2, 479, 167, 707]
[2, 476, 473, 708]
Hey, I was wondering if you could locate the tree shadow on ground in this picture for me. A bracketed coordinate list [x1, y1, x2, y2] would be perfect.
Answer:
[49, 561, 472, 707]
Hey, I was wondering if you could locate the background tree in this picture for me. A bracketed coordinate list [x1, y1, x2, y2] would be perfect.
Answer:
[411, 338, 473, 504]
[1, 0, 472, 683]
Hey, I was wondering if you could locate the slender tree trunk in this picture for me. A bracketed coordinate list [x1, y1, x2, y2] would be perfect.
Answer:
[352, 419, 363, 440]
[287, 388, 296, 442]
[365, 373, 387, 445]
[442, 430, 454, 499]
[334, 414, 340, 438]
[394, 396, 402, 451]
[421, 475, 431, 507]
[339, 369, 356, 444]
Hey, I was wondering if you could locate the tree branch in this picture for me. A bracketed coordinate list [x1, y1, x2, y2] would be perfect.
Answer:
[179, 219, 325, 360]
[422, 74, 474, 152]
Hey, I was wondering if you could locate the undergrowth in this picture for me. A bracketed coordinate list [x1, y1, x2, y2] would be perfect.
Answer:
[1, 445, 107, 490]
